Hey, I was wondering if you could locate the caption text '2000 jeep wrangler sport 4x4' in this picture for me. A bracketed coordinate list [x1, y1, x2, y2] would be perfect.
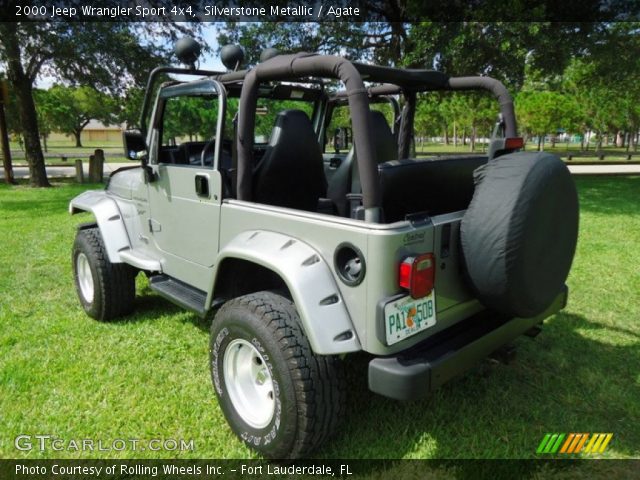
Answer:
[69, 39, 579, 459]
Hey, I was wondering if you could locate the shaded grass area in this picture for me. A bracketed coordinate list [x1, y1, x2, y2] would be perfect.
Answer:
[0, 177, 638, 462]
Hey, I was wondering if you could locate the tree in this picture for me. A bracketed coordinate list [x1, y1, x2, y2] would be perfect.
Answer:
[33, 89, 56, 152]
[117, 86, 145, 130]
[0, 21, 201, 187]
[404, 22, 598, 90]
[44, 85, 118, 148]
[218, 12, 410, 67]
[516, 90, 579, 151]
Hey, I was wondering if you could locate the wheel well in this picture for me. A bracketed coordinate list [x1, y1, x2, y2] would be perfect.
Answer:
[77, 221, 98, 231]
[213, 258, 290, 302]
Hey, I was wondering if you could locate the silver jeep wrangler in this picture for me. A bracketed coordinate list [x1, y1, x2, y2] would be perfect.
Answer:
[70, 41, 579, 459]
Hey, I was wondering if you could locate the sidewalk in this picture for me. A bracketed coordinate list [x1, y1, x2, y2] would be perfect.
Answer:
[2, 162, 133, 180]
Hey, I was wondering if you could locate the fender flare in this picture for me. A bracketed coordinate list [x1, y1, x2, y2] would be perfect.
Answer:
[69, 191, 131, 263]
[212, 230, 361, 355]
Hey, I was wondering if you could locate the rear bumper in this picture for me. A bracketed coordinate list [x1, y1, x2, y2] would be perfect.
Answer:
[368, 287, 568, 400]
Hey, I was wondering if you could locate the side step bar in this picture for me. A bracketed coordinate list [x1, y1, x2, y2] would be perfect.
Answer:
[149, 274, 207, 317]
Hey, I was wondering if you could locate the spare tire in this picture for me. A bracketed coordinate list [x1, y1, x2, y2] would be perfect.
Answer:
[460, 151, 579, 318]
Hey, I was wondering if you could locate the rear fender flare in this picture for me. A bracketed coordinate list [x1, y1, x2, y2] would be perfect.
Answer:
[212, 230, 361, 355]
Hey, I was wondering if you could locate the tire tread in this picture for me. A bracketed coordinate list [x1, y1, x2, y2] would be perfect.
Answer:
[218, 291, 345, 458]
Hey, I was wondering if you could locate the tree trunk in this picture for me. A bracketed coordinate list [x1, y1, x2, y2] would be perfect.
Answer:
[470, 126, 476, 152]
[2, 24, 49, 187]
[453, 121, 457, 147]
[42, 134, 48, 153]
[537, 135, 542, 151]
[580, 132, 585, 151]
[444, 127, 449, 145]
[74, 130, 83, 148]
[625, 132, 630, 152]
[0, 101, 16, 184]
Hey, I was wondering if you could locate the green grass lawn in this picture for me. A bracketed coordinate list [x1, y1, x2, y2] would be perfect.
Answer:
[0, 177, 638, 461]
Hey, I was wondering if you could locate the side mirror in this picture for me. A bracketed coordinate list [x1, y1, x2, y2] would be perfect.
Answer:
[123, 130, 147, 160]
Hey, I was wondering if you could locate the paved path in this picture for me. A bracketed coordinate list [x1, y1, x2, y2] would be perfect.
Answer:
[565, 164, 640, 175]
[3, 162, 640, 180]
[2, 162, 133, 180]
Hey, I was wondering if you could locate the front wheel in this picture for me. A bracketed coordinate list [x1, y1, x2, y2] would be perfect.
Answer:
[209, 291, 345, 459]
[72, 227, 136, 321]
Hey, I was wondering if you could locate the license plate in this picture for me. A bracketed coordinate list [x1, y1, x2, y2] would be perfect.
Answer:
[384, 291, 436, 345]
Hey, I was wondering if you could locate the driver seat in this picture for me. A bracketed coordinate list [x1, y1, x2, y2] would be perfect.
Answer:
[253, 110, 327, 212]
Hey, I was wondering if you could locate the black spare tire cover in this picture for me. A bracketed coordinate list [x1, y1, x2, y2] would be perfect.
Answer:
[460, 151, 579, 318]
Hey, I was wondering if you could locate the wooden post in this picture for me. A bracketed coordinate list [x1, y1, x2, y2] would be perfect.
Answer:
[75, 159, 84, 183]
[94, 149, 104, 182]
[88, 154, 96, 182]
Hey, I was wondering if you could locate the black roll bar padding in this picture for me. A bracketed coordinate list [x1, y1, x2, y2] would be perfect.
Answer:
[331, 83, 402, 99]
[398, 90, 416, 160]
[446, 77, 517, 138]
[236, 53, 381, 214]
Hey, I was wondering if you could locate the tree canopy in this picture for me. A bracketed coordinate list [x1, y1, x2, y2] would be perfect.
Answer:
[0, 21, 201, 186]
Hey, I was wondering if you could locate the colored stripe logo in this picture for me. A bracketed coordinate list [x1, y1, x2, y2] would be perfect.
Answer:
[537, 433, 613, 454]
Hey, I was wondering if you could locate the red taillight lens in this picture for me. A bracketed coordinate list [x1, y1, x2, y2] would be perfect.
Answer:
[399, 253, 435, 299]
[505, 137, 524, 149]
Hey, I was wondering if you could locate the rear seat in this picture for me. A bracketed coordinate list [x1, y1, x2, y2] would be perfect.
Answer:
[378, 156, 488, 223]
[327, 110, 396, 216]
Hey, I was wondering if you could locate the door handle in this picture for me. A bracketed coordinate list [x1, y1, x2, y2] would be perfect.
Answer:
[195, 174, 210, 198]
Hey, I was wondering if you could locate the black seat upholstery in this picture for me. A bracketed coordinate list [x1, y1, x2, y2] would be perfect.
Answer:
[378, 156, 489, 223]
[327, 110, 396, 216]
[253, 110, 327, 212]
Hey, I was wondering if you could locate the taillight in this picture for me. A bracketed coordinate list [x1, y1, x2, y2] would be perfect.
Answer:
[505, 137, 524, 149]
[399, 253, 435, 299]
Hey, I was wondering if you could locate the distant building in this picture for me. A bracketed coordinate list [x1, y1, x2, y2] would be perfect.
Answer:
[81, 120, 124, 143]
[49, 120, 124, 144]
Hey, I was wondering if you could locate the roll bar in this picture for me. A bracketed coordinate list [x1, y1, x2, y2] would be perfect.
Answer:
[237, 53, 383, 222]
[235, 54, 518, 223]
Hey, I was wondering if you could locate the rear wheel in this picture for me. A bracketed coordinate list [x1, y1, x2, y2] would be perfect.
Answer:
[209, 291, 345, 459]
[72, 227, 136, 321]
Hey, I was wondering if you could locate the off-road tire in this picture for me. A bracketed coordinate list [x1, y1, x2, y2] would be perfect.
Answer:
[209, 291, 345, 459]
[72, 227, 136, 321]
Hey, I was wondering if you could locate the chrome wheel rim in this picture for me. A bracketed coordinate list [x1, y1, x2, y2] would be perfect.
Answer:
[223, 338, 275, 429]
[76, 253, 94, 303]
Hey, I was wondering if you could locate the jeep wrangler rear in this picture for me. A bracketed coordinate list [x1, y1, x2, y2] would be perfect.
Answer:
[69, 39, 579, 459]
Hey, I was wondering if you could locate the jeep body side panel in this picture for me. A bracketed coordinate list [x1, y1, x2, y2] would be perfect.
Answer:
[213, 229, 361, 355]
[69, 190, 131, 263]
[217, 201, 484, 356]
